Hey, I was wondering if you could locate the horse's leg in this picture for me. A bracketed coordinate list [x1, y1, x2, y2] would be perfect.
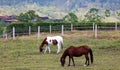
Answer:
[71, 57, 75, 66]
[87, 55, 90, 65]
[57, 44, 61, 54]
[60, 41, 63, 50]
[44, 46, 48, 53]
[48, 46, 51, 54]
[44, 45, 50, 53]
[68, 56, 71, 66]
[85, 54, 89, 66]
[84, 55, 88, 66]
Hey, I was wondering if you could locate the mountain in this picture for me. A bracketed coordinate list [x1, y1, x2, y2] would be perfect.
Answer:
[0, 0, 120, 10]
[0, 0, 120, 19]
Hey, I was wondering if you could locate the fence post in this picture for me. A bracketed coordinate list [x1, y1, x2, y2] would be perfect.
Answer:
[2, 27, 7, 40]
[61, 25, 64, 36]
[71, 24, 73, 31]
[29, 26, 31, 35]
[95, 24, 97, 38]
[13, 27, 15, 39]
[50, 25, 51, 34]
[115, 23, 117, 30]
[93, 23, 95, 31]
[38, 26, 40, 39]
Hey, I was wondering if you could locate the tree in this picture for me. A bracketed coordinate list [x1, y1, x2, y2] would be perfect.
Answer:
[0, 27, 3, 36]
[84, 8, 103, 22]
[18, 10, 39, 22]
[116, 11, 120, 16]
[115, 11, 120, 19]
[105, 9, 111, 17]
[63, 12, 78, 22]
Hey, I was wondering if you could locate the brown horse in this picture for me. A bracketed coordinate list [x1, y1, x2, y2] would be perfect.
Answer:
[60, 45, 93, 67]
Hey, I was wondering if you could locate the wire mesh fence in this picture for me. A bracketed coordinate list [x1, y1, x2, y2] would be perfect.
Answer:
[1, 23, 120, 40]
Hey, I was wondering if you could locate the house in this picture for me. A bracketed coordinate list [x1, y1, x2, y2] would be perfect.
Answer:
[5, 19, 18, 23]
[50, 18, 64, 22]
[0, 14, 18, 23]
[0, 14, 7, 21]
[39, 16, 63, 22]
[39, 16, 49, 20]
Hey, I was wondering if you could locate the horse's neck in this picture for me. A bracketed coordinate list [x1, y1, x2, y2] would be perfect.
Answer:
[40, 38, 47, 48]
[62, 51, 67, 59]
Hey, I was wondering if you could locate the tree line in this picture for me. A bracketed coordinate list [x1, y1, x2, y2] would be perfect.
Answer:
[0, 8, 120, 36]
[17, 8, 119, 23]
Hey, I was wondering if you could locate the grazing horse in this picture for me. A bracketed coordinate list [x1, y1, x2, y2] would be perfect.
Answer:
[60, 45, 93, 67]
[39, 36, 63, 54]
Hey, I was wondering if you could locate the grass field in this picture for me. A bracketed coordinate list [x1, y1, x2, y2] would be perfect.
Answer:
[0, 31, 120, 70]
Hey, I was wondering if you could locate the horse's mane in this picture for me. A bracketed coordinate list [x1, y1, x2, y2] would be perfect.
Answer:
[40, 37, 47, 48]
[42, 37, 47, 44]
[61, 46, 72, 59]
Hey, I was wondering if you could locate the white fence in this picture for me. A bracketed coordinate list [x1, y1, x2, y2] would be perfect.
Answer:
[2, 23, 120, 40]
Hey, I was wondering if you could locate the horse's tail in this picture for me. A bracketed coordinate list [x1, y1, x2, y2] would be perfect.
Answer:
[61, 42, 63, 50]
[89, 49, 93, 64]
[60, 37, 64, 50]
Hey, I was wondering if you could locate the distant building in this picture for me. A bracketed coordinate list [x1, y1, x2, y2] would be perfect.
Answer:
[39, 16, 64, 22]
[5, 19, 18, 23]
[0, 14, 63, 23]
[0, 14, 7, 21]
[50, 18, 64, 22]
[39, 16, 49, 20]
[0, 14, 19, 23]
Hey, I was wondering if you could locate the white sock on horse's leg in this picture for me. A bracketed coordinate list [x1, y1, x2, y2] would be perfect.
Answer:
[44, 46, 48, 53]
[57, 46, 61, 54]
[44, 46, 49, 53]
[48, 47, 51, 53]
[84, 64, 87, 66]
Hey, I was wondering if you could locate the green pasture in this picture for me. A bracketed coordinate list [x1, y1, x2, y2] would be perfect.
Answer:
[0, 33, 120, 70]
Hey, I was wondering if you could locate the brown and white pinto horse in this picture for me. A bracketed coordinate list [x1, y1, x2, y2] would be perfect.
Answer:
[60, 45, 93, 67]
[39, 36, 63, 54]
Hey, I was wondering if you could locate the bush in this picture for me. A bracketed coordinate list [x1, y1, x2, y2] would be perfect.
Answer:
[0, 22, 9, 27]
[0, 27, 3, 37]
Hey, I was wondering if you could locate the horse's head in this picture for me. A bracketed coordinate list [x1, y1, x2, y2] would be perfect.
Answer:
[39, 43, 44, 52]
[40, 47, 43, 52]
[60, 57, 65, 67]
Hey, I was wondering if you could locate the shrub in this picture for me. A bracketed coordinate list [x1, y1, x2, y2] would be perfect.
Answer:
[0, 27, 3, 37]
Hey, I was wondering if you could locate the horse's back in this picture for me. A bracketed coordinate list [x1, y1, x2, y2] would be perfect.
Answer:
[78, 45, 92, 54]
[46, 36, 63, 45]
[66, 46, 91, 56]
[79, 45, 91, 50]
[48, 36, 63, 40]
[54, 36, 63, 40]
[53, 36, 63, 43]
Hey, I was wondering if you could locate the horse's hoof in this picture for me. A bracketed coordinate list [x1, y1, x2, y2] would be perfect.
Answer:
[68, 65, 70, 66]
[84, 64, 87, 67]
